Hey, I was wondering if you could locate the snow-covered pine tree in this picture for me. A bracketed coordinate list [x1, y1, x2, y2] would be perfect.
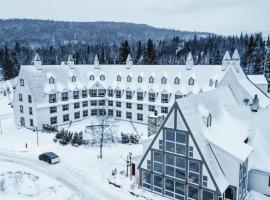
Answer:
[118, 40, 130, 64]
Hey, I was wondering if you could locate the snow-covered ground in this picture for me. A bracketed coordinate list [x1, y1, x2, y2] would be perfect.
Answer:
[0, 91, 149, 200]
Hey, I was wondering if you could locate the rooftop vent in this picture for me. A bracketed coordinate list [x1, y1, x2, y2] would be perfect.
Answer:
[251, 94, 259, 112]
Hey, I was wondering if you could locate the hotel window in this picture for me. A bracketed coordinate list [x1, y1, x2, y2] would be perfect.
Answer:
[138, 76, 143, 83]
[115, 90, 122, 98]
[153, 151, 163, 173]
[202, 190, 214, 200]
[30, 119, 33, 126]
[28, 95, 32, 103]
[189, 146, 194, 157]
[116, 110, 121, 117]
[188, 77, 195, 85]
[89, 75, 95, 80]
[137, 104, 143, 111]
[149, 93, 156, 102]
[165, 154, 186, 181]
[73, 91, 79, 99]
[62, 92, 68, 101]
[165, 179, 174, 197]
[159, 140, 163, 150]
[99, 100, 105, 106]
[117, 75, 121, 82]
[148, 105, 155, 112]
[161, 106, 168, 114]
[71, 75, 76, 82]
[149, 76, 154, 83]
[100, 74, 105, 81]
[89, 89, 97, 97]
[50, 116, 57, 125]
[165, 130, 186, 155]
[82, 90, 87, 98]
[161, 76, 167, 84]
[137, 113, 143, 121]
[116, 101, 121, 108]
[137, 92, 143, 101]
[127, 75, 132, 82]
[188, 186, 199, 200]
[108, 89, 113, 97]
[108, 100, 113, 106]
[99, 109, 106, 116]
[126, 91, 132, 99]
[82, 101, 88, 107]
[29, 107, 33, 115]
[49, 77, 54, 84]
[74, 112, 80, 119]
[50, 106, 57, 114]
[19, 94, 23, 102]
[49, 94, 56, 103]
[62, 104, 69, 111]
[108, 109, 114, 116]
[63, 114, 69, 122]
[188, 161, 200, 185]
[202, 176, 208, 187]
[161, 94, 169, 103]
[91, 100, 97, 106]
[126, 102, 132, 109]
[91, 109, 97, 116]
[142, 171, 151, 189]
[174, 77, 180, 85]
[74, 102, 80, 109]
[153, 175, 163, 193]
[126, 112, 132, 119]
[20, 79, 24, 86]
[83, 110, 88, 117]
[98, 89, 106, 97]
[20, 105, 23, 113]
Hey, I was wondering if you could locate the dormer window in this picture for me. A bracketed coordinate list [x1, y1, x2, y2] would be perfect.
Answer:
[100, 75, 105, 81]
[188, 77, 194, 85]
[149, 76, 154, 83]
[127, 75, 132, 82]
[138, 76, 143, 83]
[161, 77, 167, 84]
[71, 75, 76, 82]
[174, 77, 180, 85]
[116, 75, 121, 82]
[20, 79, 24, 86]
[49, 77, 54, 84]
[89, 75, 95, 81]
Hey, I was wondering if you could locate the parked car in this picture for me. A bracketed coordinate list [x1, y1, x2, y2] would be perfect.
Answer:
[39, 152, 60, 164]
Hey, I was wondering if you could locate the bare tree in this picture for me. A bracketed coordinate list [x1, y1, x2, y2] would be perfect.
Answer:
[86, 111, 117, 159]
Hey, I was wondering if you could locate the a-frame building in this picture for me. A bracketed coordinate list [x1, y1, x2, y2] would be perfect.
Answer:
[137, 86, 251, 200]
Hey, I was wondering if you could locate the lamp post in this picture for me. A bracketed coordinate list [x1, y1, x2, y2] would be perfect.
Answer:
[127, 152, 132, 180]
[33, 126, 39, 147]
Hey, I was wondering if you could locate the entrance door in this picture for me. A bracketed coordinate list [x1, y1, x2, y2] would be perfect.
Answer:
[225, 186, 236, 200]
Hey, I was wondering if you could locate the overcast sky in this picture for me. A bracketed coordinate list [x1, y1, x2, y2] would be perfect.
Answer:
[0, 0, 269, 35]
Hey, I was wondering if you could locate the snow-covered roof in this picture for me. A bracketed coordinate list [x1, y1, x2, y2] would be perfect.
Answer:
[19, 64, 227, 103]
[218, 66, 270, 108]
[176, 86, 254, 192]
[247, 75, 268, 85]
[232, 49, 240, 60]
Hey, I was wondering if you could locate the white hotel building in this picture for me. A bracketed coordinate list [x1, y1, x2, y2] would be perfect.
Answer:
[12, 50, 269, 131]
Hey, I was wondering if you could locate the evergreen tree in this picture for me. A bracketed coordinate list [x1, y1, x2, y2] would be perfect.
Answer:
[118, 40, 130, 64]
[145, 38, 157, 64]
[135, 41, 143, 64]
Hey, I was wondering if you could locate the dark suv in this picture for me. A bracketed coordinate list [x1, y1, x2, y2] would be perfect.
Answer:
[39, 152, 60, 164]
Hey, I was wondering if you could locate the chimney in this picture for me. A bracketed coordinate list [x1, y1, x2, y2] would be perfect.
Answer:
[251, 94, 259, 112]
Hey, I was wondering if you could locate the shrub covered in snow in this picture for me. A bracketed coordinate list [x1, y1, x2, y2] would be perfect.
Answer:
[120, 133, 139, 144]
[54, 129, 86, 146]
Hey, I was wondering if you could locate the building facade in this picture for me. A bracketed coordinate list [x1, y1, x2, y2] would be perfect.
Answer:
[13, 49, 269, 131]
